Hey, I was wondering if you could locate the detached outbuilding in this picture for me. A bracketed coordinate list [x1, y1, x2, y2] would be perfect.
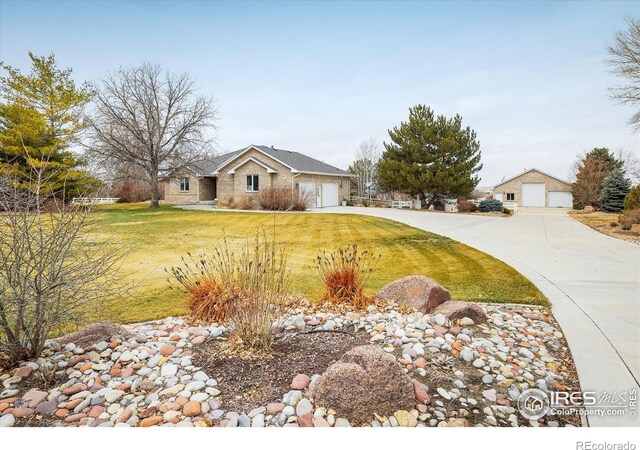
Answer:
[493, 168, 573, 208]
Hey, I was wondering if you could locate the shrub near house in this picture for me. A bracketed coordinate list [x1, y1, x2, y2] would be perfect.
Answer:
[619, 185, 640, 230]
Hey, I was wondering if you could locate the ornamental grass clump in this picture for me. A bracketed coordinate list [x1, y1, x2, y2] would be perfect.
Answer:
[167, 232, 290, 352]
[167, 253, 238, 323]
[313, 244, 381, 310]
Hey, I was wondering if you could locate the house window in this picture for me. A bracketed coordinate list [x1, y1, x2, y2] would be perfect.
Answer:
[506, 193, 515, 201]
[180, 177, 190, 192]
[246, 175, 259, 192]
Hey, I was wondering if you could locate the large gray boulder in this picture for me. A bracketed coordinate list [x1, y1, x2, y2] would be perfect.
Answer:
[309, 345, 415, 424]
[375, 275, 451, 313]
[430, 300, 487, 324]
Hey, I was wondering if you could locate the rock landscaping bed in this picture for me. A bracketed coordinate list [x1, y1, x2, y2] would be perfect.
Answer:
[0, 300, 581, 428]
[192, 331, 369, 415]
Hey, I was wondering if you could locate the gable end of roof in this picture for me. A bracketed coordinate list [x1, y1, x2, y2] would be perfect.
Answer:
[493, 168, 571, 188]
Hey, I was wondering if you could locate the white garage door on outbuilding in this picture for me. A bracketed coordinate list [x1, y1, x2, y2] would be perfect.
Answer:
[548, 191, 573, 208]
[521, 183, 546, 207]
[493, 168, 573, 209]
[321, 183, 338, 207]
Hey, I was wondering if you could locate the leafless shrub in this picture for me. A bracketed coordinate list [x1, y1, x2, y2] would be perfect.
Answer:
[291, 188, 313, 211]
[217, 197, 236, 209]
[619, 208, 640, 230]
[0, 162, 130, 363]
[234, 195, 257, 210]
[256, 187, 312, 211]
[114, 180, 151, 203]
[257, 187, 290, 210]
[457, 197, 479, 213]
[229, 232, 290, 352]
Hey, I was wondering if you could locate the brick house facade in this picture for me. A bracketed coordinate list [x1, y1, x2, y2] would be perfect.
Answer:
[161, 145, 353, 208]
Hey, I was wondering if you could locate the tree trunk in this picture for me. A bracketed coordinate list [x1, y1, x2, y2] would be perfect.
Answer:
[150, 172, 160, 208]
[422, 192, 436, 209]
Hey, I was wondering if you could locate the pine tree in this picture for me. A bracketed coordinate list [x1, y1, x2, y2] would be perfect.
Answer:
[0, 52, 96, 198]
[586, 147, 622, 171]
[598, 169, 631, 212]
[623, 184, 640, 211]
[377, 105, 482, 207]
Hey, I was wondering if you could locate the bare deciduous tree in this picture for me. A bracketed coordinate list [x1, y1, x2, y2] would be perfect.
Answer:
[0, 160, 129, 365]
[617, 148, 640, 184]
[349, 138, 381, 199]
[87, 63, 217, 208]
[607, 17, 640, 130]
[571, 156, 612, 209]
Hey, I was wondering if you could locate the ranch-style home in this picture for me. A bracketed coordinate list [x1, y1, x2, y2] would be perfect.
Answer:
[493, 168, 573, 208]
[160, 145, 353, 208]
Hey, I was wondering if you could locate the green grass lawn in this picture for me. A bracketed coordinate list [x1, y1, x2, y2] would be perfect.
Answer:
[94, 203, 547, 324]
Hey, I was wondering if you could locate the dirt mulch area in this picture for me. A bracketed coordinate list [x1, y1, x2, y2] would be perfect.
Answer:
[569, 211, 640, 244]
[192, 330, 369, 414]
[56, 322, 132, 348]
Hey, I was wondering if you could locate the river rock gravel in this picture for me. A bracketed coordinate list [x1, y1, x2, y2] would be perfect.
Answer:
[0, 302, 580, 427]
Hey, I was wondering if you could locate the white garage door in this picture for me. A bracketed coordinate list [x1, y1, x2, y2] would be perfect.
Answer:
[321, 183, 338, 207]
[521, 183, 546, 207]
[548, 191, 572, 208]
[299, 182, 317, 208]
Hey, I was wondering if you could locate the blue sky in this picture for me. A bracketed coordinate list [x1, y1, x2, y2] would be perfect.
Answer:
[1, 0, 638, 185]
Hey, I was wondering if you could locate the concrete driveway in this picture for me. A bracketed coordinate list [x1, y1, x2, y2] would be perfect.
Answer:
[313, 206, 640, 426]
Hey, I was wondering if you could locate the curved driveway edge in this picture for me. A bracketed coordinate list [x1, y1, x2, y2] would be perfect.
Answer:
[312, 206, 640, 427]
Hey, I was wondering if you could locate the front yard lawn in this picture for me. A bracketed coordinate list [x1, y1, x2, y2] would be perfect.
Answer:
[93, 204, 547, 323]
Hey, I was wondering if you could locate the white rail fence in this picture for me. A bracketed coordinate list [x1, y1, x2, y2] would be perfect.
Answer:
[72, 197, 119, 205]
[391, 200, 414, 209]
[502, 201, 518, 212]
[350, 196, 518, 212]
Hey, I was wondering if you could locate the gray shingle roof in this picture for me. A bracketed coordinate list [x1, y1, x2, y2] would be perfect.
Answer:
[190, 145, 352, 177]
[188, 149, 244, 175]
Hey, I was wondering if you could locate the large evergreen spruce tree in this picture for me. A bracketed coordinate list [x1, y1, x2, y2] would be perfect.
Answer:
[598, 168, 631, 212]
[378, 105, 482, 207]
